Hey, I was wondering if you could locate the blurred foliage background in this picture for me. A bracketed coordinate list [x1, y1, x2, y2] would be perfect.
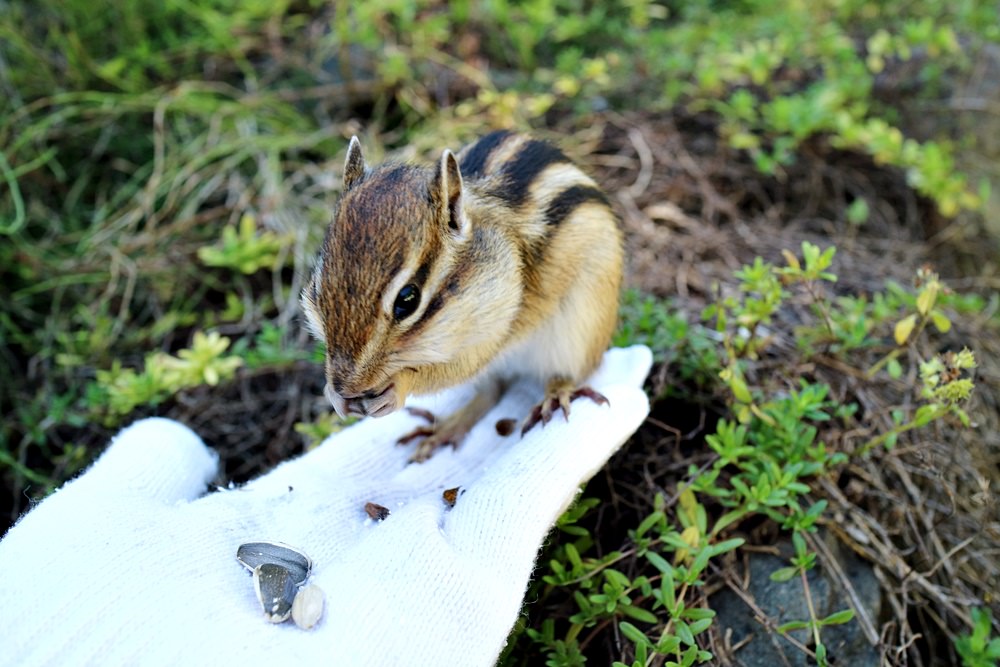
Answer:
[2, 1, 998, 665]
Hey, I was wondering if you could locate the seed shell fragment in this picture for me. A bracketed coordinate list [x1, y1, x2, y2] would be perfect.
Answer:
[253, 563, 298, 623]
[442, 486, 461, 507]
[495, 418, 517, 436]
[365, 502, 390, 521]
[237, 541, 312, 586]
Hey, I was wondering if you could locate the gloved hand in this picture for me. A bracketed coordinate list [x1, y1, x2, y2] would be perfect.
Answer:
[0, 346, 652, 667]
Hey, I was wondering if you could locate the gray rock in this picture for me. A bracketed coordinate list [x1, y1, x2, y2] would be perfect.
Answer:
[711, 535, 880, 666]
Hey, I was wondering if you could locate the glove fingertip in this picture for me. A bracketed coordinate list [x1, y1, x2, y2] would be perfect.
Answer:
[589, 345, 654, 389]
[621, 344, 654, 385]
[87, 418, 218, 503]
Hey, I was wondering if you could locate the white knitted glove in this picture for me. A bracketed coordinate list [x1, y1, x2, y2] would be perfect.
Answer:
[0, 346, 651, 667]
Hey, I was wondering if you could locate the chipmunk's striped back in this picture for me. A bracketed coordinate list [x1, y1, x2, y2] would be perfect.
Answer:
[459, 130, 611, 219]
[456, 131, 619, 308]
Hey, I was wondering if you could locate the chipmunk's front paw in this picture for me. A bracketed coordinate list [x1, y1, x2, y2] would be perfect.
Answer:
[397, 408, 469, 463]
[521, 380, 610, 436]
[396, 383, 504, 462]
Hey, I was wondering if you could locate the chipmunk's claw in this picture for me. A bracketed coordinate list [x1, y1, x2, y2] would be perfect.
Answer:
[405, 406, 437, 424]
[570, 386, 610, 408]
[395, 407, 437, 446]
[396, 427, 435, 445]
[521, 384, 610, 436]
[408, 434, 460, 463]
[396, 407, 467, 463]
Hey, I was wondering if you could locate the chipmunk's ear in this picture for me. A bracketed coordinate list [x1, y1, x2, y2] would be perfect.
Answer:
[343, 136, 367, 191]
[435, 149, 469, 238]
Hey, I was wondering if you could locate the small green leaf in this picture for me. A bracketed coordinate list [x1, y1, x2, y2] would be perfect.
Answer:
[622, 605, 659, 624]
[820, 609, 856, 625]
[636, 510, 665, 538]
[690, 546, 711, 578]
[913, 404, 939, 427]
[689, 617, 713, 634]
[929, 309, 951, 333]
[708, 537, 745, 556]
[792, 531, 807, 556]
[646, 551, 672, 574]
[619, 621, 651, 646]
[676, 620, 695, 646]
[847, 198, 869, 225]
[660, 570, 677, 610]
[681, 608, 715, 621]
[708, 508, 738, 533]
[916, 283, 939, 316]
[777, 620, 811, 632]
[565, 543, 583, 569]
[817, 246, 836, 271]
[894, 314, 917, 345]
[802, 241, 819, 267]
[730, 374, 753, 403]
[656, 635, 681, 654]
[770, 566, 798, 582]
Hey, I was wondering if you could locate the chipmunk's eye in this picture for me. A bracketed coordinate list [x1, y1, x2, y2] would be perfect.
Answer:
[393, 283, 420, 320]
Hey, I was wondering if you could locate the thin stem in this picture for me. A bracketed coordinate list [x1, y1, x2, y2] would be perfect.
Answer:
[647, 582, 691, 667]
[867, 312, 930, 378]
[800, 567, 825, 666]
[857, 405, 946, 457]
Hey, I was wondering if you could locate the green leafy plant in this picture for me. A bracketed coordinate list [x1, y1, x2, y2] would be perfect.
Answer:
[92, 331, 243, 422]
[770, 531, 856, 667]
[197, 214, 291, 275]
[639, 3, 987, 216]
[868, 267, 956, 376]
[520, 242, 981, 664]
[955, 607, 1000, 667]
[860, 347, 977, 455]
[528, 491, 740, 666]
[614, 289, 718, 392]
[294, 413, 358, 449]
[230, 323, 311, 369]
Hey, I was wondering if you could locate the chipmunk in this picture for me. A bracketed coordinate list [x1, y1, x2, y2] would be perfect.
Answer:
[301, 130, 623, 462]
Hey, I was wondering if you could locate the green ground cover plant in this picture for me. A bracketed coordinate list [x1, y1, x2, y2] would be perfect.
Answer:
[511, 245, 980, 666]
[2, 1, 997, 664]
